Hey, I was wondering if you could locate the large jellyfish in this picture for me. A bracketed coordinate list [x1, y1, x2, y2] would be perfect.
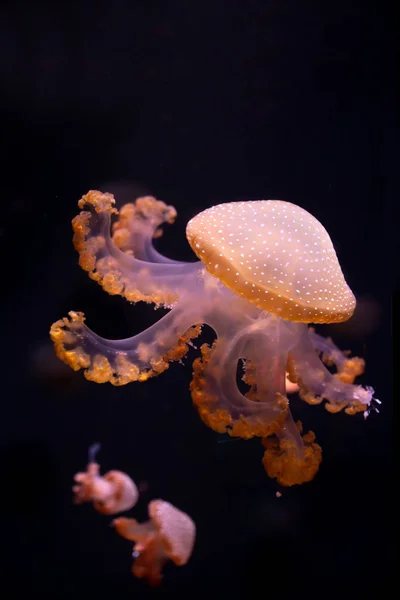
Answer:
[50, 191, 377, 485]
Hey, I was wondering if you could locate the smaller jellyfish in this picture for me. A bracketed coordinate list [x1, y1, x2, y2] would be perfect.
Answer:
[73, 443, 139, 514]
[113, 500, 196, 586]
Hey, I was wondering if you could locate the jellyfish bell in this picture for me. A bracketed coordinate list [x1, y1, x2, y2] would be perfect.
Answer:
[113, 500, 196, 586]
[186, 200, 356, 324]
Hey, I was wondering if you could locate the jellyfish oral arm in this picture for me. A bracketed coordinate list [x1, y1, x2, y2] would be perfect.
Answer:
[191, 314, 295, 438]
[73, 190, 201, 307]
[50, 299, 203, 385]
[291, 328, 375, 414]
[112, 197, 185, 264]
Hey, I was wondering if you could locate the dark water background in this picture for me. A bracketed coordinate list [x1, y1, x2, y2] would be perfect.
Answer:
[1, 2, 394, 599]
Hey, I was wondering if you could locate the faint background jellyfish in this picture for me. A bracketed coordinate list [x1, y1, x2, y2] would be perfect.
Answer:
[50, 191, 377, 488]
[113, 499, 196, 586]
[73, 443, 139, 514]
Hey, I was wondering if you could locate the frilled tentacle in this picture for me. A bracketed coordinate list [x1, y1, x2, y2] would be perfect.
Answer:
[261, 417, 322, 486]
[112, 195, 187, 264]
[286, 328, 375, 415]
[308, 329, 366, 385]
[242, 325, 322, 485]
[190, 326, 289, 439]
[72, 190, 201, 308]
[50, 306, 201, 385]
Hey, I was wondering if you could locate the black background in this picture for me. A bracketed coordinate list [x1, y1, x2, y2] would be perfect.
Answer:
[1, 1, 394, 599]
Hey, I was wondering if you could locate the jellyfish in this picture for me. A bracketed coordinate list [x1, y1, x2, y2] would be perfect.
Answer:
[50, 190, 377, 485]
[113, 500, 196, 586]
[73, 443, 139, 514]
